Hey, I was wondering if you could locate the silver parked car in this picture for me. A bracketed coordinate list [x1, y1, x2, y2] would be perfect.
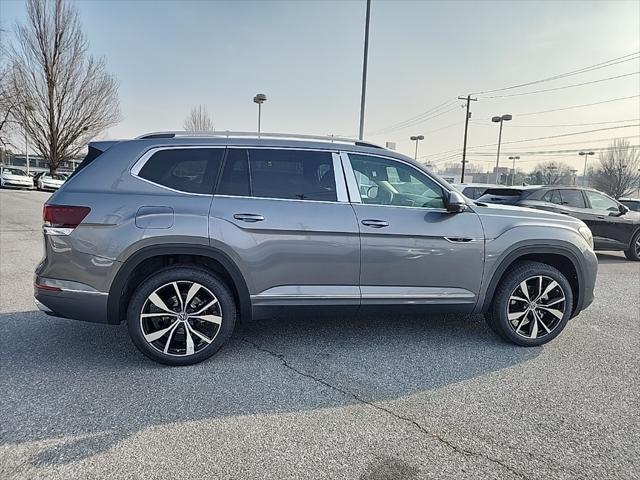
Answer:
[1, 167, 33, 189]
[35, 132, 598, 365]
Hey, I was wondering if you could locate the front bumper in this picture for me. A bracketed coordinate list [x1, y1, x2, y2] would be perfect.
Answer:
[3, 180, 33, 188]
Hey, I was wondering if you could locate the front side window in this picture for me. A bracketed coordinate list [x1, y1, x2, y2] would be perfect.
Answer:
[349, 154, 445, 209]
[248, 149, 336, 201]
[138, 148, 223, 194]
[584, 190, 619, 211]
[559, 189, 586, 208]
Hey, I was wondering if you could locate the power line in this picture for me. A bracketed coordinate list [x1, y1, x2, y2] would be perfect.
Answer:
[472, 51, 640, 95]
[366, 99, 457, 134]
[471, 118, 640, 128]
[479, 94, 639, 118]
[469, 134, 640, 153]
[368, 103, 460, 136]
[479, 71, 639, 99]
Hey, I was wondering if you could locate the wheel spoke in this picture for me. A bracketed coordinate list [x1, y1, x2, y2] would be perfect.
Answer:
[187, 323, 213, 344]
[148, 292, 177, 314]
[534, 311, 552, 334]
[509, 295, 529, 303]
[537, 276, 543, 299]
[185, 283, 202, 308]
[192, 298, 218, 315]
[184, 325, 195, 355]
[141, 312, 178, 319]
[163, 322, 180, 353]
[538, 306, 564, 319]
[515, 313, 530, 333]
[530, 313, 539, 338]
[519, 280, 531, 301]
[537, 280, 559, 301]
[172, 282, 184, 312]
[539, 296, 565, 308]
[144, 321, 178, 342]
[190, 314, 222, 325]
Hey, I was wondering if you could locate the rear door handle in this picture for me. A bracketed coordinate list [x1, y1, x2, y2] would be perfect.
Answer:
[361, 219, 389, 228]
[233, 213, 265, 222]
[596, 216, 605, 219]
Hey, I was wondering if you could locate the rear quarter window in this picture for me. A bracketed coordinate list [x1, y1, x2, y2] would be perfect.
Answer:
[138, 148, 224, 194]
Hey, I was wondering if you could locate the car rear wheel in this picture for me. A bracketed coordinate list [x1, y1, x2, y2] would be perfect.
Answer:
[486, 261, 573, 346]
[127, 267, 236, 366]
[624, 230, 640, 261]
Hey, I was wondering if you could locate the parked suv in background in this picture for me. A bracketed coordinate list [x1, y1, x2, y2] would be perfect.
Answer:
[477, 186, 640, 261]
[35, 132, 598, 365]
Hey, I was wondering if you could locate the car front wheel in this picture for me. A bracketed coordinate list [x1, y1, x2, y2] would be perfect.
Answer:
[127, 267, 237, 366]
[624, 230, 640, 261]
[486, 261, 574, 346]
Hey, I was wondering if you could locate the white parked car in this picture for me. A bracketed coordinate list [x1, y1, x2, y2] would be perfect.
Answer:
[37, 172, 67, 191]
[0, 168, 33, 189]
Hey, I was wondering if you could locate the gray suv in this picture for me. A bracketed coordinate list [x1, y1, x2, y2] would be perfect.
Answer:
[35, 132, 598, 365]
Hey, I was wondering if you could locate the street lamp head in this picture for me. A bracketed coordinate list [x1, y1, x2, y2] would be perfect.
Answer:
[410, 135, 424, 141]
[501, 114, 513, 121]
[253, 93, 267, 104]
[579, 151, 595, 156]
[491, 116, 501, 123]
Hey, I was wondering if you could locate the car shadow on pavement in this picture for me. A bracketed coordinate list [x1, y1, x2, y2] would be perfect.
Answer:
[0, 310, 541, 469]
[595, 252, 631, 264]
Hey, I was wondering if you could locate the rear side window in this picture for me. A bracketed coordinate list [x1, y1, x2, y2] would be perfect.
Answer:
[138, 148, 223, 194]
[477, 188, 523, 205]
[559, 189, 586, 208]
[217, 148, 250, 196]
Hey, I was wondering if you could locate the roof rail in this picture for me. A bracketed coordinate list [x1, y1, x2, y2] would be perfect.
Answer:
[135, 131, 384, 149]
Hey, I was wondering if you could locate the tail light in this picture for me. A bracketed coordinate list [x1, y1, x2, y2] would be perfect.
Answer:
[43, 205, 90, 234]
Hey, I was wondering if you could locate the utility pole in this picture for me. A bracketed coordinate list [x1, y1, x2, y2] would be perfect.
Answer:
[358, 0, 372, 140]
[457, 95, 477, 183]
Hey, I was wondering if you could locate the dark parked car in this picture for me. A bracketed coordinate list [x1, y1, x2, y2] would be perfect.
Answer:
[477, 186, 640, 260]
[620, 198, 640, 212]
[453, 183, 500, 200]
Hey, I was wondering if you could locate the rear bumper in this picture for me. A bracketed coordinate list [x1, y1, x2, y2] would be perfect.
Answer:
[34, 281, 109, 324]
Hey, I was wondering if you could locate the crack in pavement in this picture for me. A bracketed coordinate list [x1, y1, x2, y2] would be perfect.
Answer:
[239, 337, 530, 480]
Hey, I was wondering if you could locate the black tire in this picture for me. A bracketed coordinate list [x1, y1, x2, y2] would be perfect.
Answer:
[623, 230, 640, 261]
[127, 266, 236, 366]
[486, 261, 574, 347]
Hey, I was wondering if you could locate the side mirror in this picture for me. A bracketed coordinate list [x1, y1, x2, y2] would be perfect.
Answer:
[616, 204, 629, 216]
[446, 190, 468, 213]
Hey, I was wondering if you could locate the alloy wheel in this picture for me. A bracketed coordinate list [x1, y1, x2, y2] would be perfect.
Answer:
[506, 275, 566, 339]
[140, 281, 223, 356]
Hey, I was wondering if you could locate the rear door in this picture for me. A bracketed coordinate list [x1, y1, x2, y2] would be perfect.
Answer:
[209, 147, 360, 307]
[582, 190, 634, 249]
[343, 152, 484, 309]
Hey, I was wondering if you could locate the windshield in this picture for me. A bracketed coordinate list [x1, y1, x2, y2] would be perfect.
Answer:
[3, 168, 27, 176]
[48, 174, 67, 180]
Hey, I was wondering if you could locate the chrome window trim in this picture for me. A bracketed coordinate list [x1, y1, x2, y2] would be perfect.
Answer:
[214, 194, 348, 206]
[130, 145, 225, 197]
[341, 151, 451, 212]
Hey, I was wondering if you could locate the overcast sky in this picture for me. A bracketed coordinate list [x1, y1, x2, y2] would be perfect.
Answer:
[1, 0, 639, 172]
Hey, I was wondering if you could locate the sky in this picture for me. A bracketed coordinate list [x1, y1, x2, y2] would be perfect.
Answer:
[1, 0, 639, 173]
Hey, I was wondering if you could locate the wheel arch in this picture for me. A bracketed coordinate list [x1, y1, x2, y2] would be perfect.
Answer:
[480, 244, 586, 316]
[107, 244, 251, 325]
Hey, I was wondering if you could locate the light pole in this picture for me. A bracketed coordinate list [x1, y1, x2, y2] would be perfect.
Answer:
[579, 151, 595, 187]
[358, 0, 372, 140]
[24, 103, 34, 175]
[410, 135, 424, 160]
[253, 93, 267, 135]
[547, 164, 558, 185]
[492, 114, 512, 184]
[508, 156, 520, 185]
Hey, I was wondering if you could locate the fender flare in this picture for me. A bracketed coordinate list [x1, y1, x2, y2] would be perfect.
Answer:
[479, 243, 587, 314]
[107, 244, 251, 324]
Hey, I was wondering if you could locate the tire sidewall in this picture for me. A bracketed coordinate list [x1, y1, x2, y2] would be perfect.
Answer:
[491, 262, 574, 347]
[624, 230, 640, 261]
[127, 267, 236, 366]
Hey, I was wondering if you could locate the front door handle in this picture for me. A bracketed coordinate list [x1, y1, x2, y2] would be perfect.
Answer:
[233, 213, 265, 222]
[361, 219, 389, 228]
[596, 216, 605, 220]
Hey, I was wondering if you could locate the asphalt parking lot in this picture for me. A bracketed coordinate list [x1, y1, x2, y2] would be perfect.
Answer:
[0, 188, 638, 480]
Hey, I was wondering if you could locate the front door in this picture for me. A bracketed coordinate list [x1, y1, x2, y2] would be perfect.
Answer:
[582, 189, 635, 249]
[342, 152, 484, 309]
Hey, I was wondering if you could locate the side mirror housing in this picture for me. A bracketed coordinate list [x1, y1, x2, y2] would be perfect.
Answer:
[618, 204, 629, 215]
[446, 190, 468, 213]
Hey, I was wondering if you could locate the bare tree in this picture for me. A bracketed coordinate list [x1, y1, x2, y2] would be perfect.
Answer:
[590, 139, 640, 199]
[0, 29, 19, 153]
[183, 105, 214, 132]
[8, 0, 120, 173]
[531, 161, 573, 185]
